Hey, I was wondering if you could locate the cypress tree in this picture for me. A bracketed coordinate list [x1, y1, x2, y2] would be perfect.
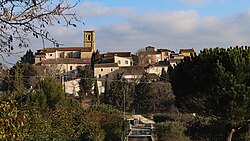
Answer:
[94, 79, 100, 105]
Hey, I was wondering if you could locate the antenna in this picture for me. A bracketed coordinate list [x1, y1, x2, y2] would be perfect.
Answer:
[54, 43, 64, 47]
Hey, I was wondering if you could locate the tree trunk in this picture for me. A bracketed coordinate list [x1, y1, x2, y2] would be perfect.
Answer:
[227, 128, 235, 141]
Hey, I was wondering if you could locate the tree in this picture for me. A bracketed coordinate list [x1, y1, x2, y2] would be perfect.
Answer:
[155, 122, 190, 141]
[19, 50, 38, 88]
[83, 105, 123, 141]
[36, 76, 66, 110]
[102, 78, 109, 104]
[136, 48, 151, 67]
[170, 47, 250, 141]
[8, 50, 38, 92]
[20, 49, 35, 64]
[0, 0, 82, 52]
[91, 50, 103, 70]
[134, 75, 174, 113]
[107, 73, 133, 111]
[0, 94, 26, 140]
[13, 62, 25, 94]
[79, 65, 93, 100]
[93, 79, 100, 105]
[160, 67, 168, 82]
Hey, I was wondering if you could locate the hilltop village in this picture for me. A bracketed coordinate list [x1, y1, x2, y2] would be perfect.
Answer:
[1, 31, 250, 141]
[32, 30, 195, 97]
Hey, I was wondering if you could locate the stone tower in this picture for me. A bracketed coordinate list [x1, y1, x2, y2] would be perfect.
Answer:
[84, 30, 96, 52]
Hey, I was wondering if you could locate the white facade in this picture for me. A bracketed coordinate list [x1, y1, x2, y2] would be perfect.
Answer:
[65, 79, 80, 97]
[43, 62, 87, 77]
[46, 52, 56, 59]
[146, 65, 168, 76]
[44, 50, 81, 60]
[114, 56, 133, 67]
[94, 65, 119, 79]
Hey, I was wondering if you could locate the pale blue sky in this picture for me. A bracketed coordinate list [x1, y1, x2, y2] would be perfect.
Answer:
[5, 0, 250, 64]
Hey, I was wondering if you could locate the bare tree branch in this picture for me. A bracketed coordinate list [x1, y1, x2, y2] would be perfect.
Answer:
[0, 0, 83, 53]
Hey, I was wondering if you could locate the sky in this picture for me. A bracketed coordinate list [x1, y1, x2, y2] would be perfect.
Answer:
[5, 0, 250, 64]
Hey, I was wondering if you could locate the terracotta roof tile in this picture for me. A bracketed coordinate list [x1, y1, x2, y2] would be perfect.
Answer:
[179, 48, 195, 53]
[37, 47, 93, 52]
[94, 63, 119, 68]
[114, 66, 145, 75]
[105, 52, 132, 57]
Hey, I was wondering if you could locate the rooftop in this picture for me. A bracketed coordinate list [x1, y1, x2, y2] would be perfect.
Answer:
[37, 47, 92, 52]
[114, 66, 145, 75]
[94, 63, 119, 68]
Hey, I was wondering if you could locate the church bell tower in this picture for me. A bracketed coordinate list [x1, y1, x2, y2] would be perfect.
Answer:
[84, 31, 96, 52]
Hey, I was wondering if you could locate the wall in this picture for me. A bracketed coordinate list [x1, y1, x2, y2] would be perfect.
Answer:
[114, 56, 133, 67]
[94, 66, 119, 78]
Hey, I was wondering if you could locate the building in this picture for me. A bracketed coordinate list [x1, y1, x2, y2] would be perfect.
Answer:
[94, 63, 119, 79]
[179, 48, 195, 57]
[158, 49, 175, 61]
[102, 52, 134, 67]
[111, 66, 145, 82]
[145, 63, 168, 76]
[34, 30, 95, 77]
[140, 46, 175, 64]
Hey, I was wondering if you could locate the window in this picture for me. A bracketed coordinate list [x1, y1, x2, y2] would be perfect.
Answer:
[106, 74, 108, 78]
[118, 60, 121, 64]
[67, 52, 73, 58]
[70, 66, 73, 70]
[99, 74, 101, 78]
[50, 54, 52, 56]
[76, 52, 80, 58]
[111, 68, 113, 71]
[86, 33, 91, 41]
[60, 53, 64, 58]
[39, 57, 42, 61]
[101, 69, 103, 72]
[125, 60, 128, 64]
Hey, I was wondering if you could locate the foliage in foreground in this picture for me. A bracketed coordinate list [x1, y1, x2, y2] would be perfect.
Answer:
[169, 46, 250, 140]
[0, 76, 124, 141]
[154, 113, 250, 141]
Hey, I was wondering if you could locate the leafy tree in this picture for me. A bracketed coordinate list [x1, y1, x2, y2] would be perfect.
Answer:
[83, 105, 123, 141]
[79, 65, 93, 100]
[0, 75, 11, 92]
[19, 50, 38, 88]
[0, 0, 82, 52]
[0, 94, 26, 140]
[170, 47, 250, 141]
[21, 62, 38, 89]
[22, 102, 105, 141]
[36, 76, 66, 110]
[155, 122, 190, 141]
[4, 50, 37, 93]
[20, 49, 35, 64]
[107, 73, 133, 111]
[134, 75, 174, 113]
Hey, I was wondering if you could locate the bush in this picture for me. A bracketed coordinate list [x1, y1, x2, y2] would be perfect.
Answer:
[155, 121, 190, 141]
[186, 117, 226, 141]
